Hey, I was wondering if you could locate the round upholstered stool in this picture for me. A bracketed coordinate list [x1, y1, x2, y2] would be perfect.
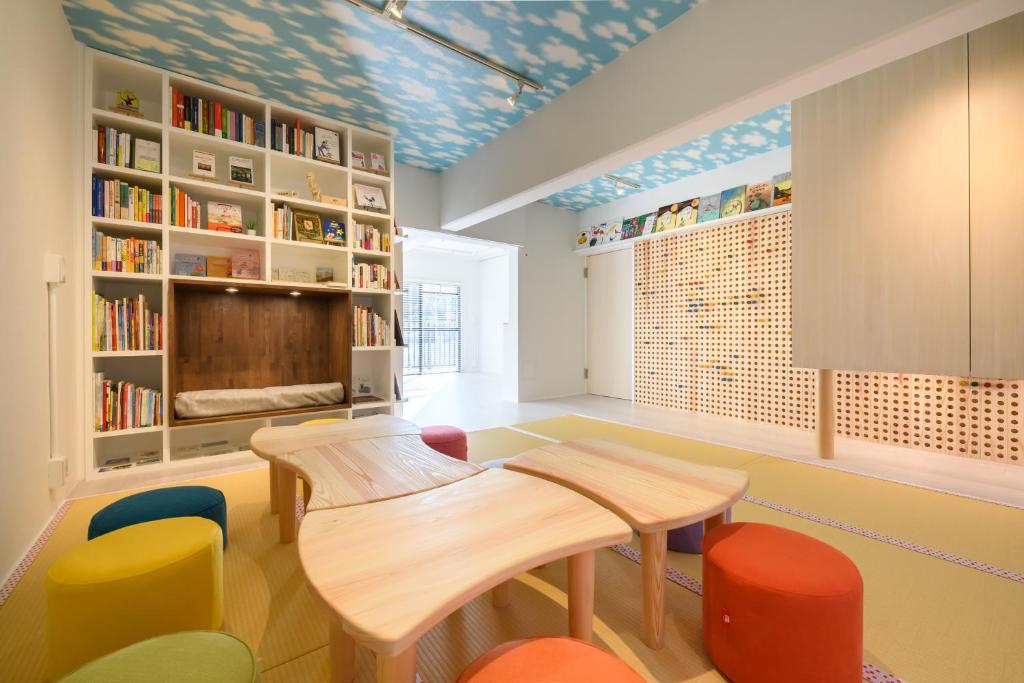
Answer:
[60, 631, 257, 683]
[457, 637, 643, 683]
[421, 425, 468, 461]
[88, 485, 228, 548]
[666, 508, 732, 553]
[702, 522, 863, 683]
[46, 518, 224, 680]
[479, 458, 509, 469]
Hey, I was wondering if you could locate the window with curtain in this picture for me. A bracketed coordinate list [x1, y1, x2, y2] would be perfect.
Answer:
[403, 281, 462, 375]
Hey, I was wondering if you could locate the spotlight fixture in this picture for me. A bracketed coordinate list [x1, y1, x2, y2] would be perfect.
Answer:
[225, 287, 239, 294]
[289, 290, 302, 297]
[604, 174, 642, 196]
[384, 0, 406, 19]
[506, 81, 524, 108]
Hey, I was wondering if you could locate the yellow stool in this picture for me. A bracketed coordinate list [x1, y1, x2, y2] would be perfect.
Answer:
[46, 517, 223, 680]
[299, 418, 345, 425]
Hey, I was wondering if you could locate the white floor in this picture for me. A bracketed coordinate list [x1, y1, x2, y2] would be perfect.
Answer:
[74, 372, 1024, 508]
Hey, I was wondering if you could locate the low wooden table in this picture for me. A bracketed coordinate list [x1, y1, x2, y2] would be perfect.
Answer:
[299, 468, 632, 683]
[250, 415, 422, 522]
[505, 438, 750, 649]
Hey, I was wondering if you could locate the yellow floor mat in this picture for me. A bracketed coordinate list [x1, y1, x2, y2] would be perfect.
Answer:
[465, 428, 551, 463]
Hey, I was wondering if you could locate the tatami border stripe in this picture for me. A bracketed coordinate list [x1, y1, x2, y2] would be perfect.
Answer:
[608, 544, 903, 683]
[0, 500, 72, 606]
[742, 494, 1024, 584]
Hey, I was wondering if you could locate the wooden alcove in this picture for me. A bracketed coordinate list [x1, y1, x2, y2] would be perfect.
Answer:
[168, 279, 352, 426]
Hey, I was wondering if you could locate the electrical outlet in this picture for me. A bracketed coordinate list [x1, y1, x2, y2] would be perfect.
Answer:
[45, 253, 65, 284]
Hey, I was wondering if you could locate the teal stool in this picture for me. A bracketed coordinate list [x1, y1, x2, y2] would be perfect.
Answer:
[88, 486, 228, 548]
[59, 630, 257, 682]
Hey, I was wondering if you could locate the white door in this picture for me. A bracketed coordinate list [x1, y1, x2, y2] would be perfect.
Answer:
[586, 248, 633, 400]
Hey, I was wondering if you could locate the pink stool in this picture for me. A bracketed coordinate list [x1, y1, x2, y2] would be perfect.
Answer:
[421, 425, 468, 461]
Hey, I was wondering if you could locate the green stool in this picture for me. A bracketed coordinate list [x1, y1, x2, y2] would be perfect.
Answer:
[59, 631, 258, 682]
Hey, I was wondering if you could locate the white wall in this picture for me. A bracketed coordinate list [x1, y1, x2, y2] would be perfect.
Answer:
[578, 147, 791, 229]
[478, 253, 510, 375]
[403, 250, 482, 372]
[0, 1, 83, 579]
[395, 163, 440, 231]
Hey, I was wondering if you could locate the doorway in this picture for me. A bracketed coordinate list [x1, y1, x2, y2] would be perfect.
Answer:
[586, 248, 634, 400]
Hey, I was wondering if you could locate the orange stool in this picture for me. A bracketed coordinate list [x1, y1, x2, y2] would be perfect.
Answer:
[702, 523, 863, 683]
[457, 637, 643, 683]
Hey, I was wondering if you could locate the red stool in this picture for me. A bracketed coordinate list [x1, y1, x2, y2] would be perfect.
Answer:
[457, 637, 643, 683]
[421, 425, 468, 461]
[702, 522, 863, 683]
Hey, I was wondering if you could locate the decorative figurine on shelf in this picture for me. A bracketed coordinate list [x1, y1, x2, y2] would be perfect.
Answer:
[305, 171, 322, 203]
[111, 89, 143, 118]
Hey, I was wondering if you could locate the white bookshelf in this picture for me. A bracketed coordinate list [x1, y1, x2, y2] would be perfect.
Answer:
[83, 49, 403, 479]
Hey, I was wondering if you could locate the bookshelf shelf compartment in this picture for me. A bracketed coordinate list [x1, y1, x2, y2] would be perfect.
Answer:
[168, 125, 263, 155]
[351, 208, 392, 221]
[92, 107, 163, 134]
[93, 425, 164, 439]
[169, 175, 266, 201]
[351, 168, 392, 183]
[90, 162, 161, 184]
[271, 194, 349, 219]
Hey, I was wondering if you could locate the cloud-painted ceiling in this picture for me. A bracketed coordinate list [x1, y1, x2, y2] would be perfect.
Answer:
[541, 104, 792, 212]
[62, 0, 698, 171]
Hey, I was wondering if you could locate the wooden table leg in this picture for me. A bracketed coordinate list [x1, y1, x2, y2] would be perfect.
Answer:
[330, 617, 356, 683]
[567, 550, 595, 642]
[278, 466, 297, 543]
[268, 461, 279, 515]
[704, 510, 728, 536]
[492, 580, 511, 608]
[640, 530, 667, 649]
[376, 644, 416, 683]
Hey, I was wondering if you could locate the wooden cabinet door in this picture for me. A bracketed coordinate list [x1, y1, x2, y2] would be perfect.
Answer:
[792, 36, 970, 375]
[969, 13, 1024, 379]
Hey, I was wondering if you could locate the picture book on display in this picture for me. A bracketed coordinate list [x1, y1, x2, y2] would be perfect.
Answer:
[719, 185, 747, 217]
[746, 182, 772, 211]
[655, 203, 679, 232]
[772, 172, 792, 205]
[697, 194, 721, 222]
[231, 250, 260, 279]
[173, 254, 206, 277]
[575, 227, 592, 249]
[604, 219, 624, 243]
[207, 202, 243, 232]
[676, 198, 699, 227]
[206, 256, 230, 278]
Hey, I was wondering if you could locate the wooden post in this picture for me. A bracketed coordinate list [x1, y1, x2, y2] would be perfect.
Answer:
[278, 466, 297, 543]
[817, 369, 836, 459]
[567, 550, 596, 642]
[329, 617, 356, 683]
[376, 644, 416, 683]
[640, 530, 668, 649]
[268, 461, 279, 515]
[704, 510, 727, 536]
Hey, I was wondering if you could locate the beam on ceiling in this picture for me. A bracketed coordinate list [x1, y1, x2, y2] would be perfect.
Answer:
[439, 0, 1024, 231]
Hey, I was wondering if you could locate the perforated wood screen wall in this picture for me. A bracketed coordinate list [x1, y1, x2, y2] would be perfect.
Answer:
[633, 209, 1022, 465]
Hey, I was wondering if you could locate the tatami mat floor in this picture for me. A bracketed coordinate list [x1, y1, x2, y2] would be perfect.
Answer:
[1, 418, 1021, 681]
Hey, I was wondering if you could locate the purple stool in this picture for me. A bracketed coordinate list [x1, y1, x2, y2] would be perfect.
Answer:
[667, 509, 733, 553]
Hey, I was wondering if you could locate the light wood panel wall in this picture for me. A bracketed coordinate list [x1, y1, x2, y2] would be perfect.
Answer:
[968, 13, 1024, 378]
[792, 36, 971, 375]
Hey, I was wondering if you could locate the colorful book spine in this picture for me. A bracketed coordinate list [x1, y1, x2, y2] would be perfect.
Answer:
[93, 372, 163, 432]
[272, 204, 295, 240]
[352, 263, 392, 290]
[93, 125, 133, 167]
[353, 223, 391, 252]
[91, 175, 162, 223]
[170, 86, 264, 147]
[270, 119, 314, 158]
[168, 186, 201, 228]
[91, 291, 163, 352]
[92, 232, 162, 274]
[353, 305, 390, 347]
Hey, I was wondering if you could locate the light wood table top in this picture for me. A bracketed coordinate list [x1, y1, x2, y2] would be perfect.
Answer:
[504, 438, 749, 533]
[298, 467, 632, 656]
[250, 415, 421, 461]
[277, 434, 483, 511]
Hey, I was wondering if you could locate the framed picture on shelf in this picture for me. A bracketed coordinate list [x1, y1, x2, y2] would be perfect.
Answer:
[207, 202, 243, 233]
[316, 267, 334, 283]
[323, 218, 345, 245]
[314, 127, 341, 165]
[293, 211, 323, 243]
[351, 150, 366, 168]
[231, 249, 261, 279]
[370, 153, 387, 174]
[353, 183, 388, 212]
[191, 150, 216, 179]
[133, 139, 160, 173]
[228, 156, 254, 186]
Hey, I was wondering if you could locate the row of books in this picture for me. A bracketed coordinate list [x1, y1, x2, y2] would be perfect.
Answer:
[91, 292, 163, 352]
[576, 172, 792, 249]
[171, 86, 265, 147]
[353, 223, 390, 252]
[93, 126, 160, 172]
[272, 203, 296, 240]
[93, 372, 163, 432]
[352, 263, 392, 290]
[172, 251, 260, 279]
[92, 232, 162, 274]
[270, 119, 314, 158]
[92, 175, 163, 224]
[168, 186, 201, 228]
[353, 305, 390, 347]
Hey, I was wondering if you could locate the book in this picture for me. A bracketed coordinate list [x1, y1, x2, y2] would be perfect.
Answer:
[228, 156, 254, 185]
[746, 182, 772, 211]
[207, 202, 243, 233]
[173, 254, 206, 277]
[697, 194, 720, 222]
[231, 250, 260, 279]
[191, 150, 216, 179]
[92, 175, 162, 223]
[719, 185, 747, 217]
[206, 256, 230, 278]
[323, 218, 345, 245]
[394, 311, 405, 346]
[353, 304, 389, 346]
[370, 153, 387, 173]
[677, 198, 700, 227]
[93, 232, 162, 274]
[353, 183, 388, 212]
[575, 228, 592, 249]
[316, 267, 334, 283]
[352, 262, 391, 289]
[591, 223, 609, 246]
[314, 127, 341, 164]
[351, 150, 366, 168]
[655, 203, 680, 232]
[772, 172, 792, 206]
[620, 217, 640, 241]
[133, 139, 160, 173]
[172, 86, 262, 146]
[90, 292, 163, 351]
[93, 372, 163, 432]
[639, 212, 657, 236]
[605, 218, 624, 243]
[353, 223, 390, 251]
